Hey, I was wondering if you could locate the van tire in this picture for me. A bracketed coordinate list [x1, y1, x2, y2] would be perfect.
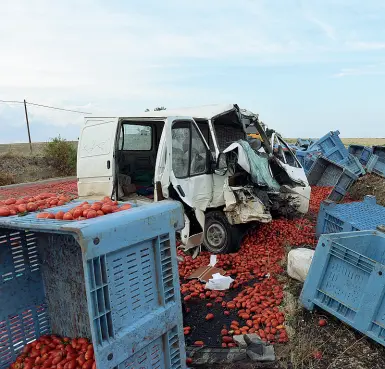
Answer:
[203, 211, 243, 254]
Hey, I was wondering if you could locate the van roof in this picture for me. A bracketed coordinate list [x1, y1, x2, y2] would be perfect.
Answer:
[86, 103, 240, 120]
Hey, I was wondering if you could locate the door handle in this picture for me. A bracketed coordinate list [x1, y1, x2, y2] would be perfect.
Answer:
[176, 185, 185, 197]
[107, 160, 111, 169]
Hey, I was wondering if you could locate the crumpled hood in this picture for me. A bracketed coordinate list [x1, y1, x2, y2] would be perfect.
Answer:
[223, 140, 280, 191]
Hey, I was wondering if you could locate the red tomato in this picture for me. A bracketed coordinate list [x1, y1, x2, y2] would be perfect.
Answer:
[90, 203, 102, 211]
[26, 202, 38, 212]
[119, 204, 132, 210]
[73, 208, 83, 219]
[0, 206, 10, 217]
[36, 212, 50, 219]
[55, 211, 65, 220]
[63, 212, 74, 221]
[101, 204, 112, 214]
[77, 354, 86, 366]
[318, 319, 327, 327]
[82, 359, 94, 369]
[86, 210, 97, 219]
[5, 198, 16, 205]
[17, 204, 27, 213]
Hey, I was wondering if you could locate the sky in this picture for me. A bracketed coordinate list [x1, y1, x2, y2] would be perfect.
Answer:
[0, 0, 385, 143]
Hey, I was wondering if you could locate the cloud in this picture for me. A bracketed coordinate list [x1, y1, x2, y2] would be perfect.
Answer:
[305, 16, 336, 40]
[333, 63, 385, 77]
[1, 0, 385, 142]
[346, 41, 385, 51]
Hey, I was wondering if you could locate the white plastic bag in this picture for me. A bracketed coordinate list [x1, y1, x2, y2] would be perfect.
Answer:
[287, 248, 315, 282]
[205, 273, 234, 290]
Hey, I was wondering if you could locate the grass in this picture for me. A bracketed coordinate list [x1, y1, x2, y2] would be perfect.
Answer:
[0, 172, 16, 186]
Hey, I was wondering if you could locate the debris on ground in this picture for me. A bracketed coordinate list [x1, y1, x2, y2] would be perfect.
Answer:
[244, 334, 276, 362]
[287, 248, 315, 282]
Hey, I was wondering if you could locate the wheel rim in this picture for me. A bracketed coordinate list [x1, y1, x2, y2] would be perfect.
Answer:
[206, 224, 226, 248]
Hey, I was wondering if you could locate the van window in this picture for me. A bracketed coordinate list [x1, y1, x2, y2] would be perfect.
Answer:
[190, 124, 208, 175]
[119, 124, 152, 151]
[172, 122, 190, 178]
[172, 121, 208, 178]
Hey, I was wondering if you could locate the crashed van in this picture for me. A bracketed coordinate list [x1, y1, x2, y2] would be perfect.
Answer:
[77, 104, 310, 254]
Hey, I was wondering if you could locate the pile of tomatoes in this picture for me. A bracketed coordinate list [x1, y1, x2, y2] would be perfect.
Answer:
[0, 194, 73, 217]
[36, 197, 132, 221]
[0, 180, 78, 201]
[9, 335, 96, 369]
[309, 186, 332, 213]
[179, 187, 331, 347]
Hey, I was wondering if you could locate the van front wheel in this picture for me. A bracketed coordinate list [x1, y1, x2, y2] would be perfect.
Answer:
[203, 211, 243, 254]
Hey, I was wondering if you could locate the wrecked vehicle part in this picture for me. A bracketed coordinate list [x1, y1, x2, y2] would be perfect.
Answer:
[224, 187, 272, 224]
[223, 140, 280, 191]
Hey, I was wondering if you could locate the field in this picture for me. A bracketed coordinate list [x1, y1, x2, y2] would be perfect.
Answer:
[286, 138, 385, 146]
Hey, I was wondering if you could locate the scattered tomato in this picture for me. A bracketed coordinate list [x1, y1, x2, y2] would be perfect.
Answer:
[318, 319, 327, 327]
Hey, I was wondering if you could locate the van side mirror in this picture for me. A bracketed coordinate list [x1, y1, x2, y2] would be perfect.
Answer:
[214, 153, 227, 175]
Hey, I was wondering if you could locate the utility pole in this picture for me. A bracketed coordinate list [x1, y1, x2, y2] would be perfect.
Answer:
[23, 99, 32, 154]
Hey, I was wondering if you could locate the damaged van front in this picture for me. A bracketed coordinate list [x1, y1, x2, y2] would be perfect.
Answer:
[77, 104, 310, 255]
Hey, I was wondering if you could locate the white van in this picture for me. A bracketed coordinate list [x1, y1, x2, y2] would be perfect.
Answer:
[77, 104, 310, 254]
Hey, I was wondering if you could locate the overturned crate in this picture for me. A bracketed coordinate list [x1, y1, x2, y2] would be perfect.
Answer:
[307, 156, 357, 202]
[316, 195, 385, 237]
[348, 144, 373, 166]
[367, 155, 385, 178]
[373, 146, 385, 161]
[296, 151, 321, 173]
[0, 201, 186, 369]
[308, 130, 349, 164]
[340, 154, 366, 177]
[301, 227, 385, 348]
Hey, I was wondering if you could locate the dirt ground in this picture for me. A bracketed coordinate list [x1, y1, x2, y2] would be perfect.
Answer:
[349, 174, 385, 206]
[0, 152, 59, 185]
[193, 270, 385, 369]
[190, 176, 385, 369]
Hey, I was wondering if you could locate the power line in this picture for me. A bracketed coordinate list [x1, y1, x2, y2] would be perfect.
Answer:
[27, 101, 91, 114]
[0, 99, 23, 104]
[0, 99, 91, 114]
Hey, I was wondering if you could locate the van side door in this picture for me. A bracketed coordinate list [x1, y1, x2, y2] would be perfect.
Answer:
[165, 117, 213, 211]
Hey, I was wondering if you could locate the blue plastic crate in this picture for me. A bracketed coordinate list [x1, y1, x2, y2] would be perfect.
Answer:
[0, 201, 186, 369]
[328, 171, 357, 203]
[301, 228, 385, 348]
[307, 156, 357, 202]
[307, 156, 346, 186]
[328, 168, 357, 202]
[296, 138, 312, 149]
[373, 145, 385, 160]
[316, 195, 385, 237]
[296, 150, 322, 173]
[340, 154, 366, 176]
[367, 155, 385, 178]
[308, 131, 349, 164]
[348, 144, 373, 165]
